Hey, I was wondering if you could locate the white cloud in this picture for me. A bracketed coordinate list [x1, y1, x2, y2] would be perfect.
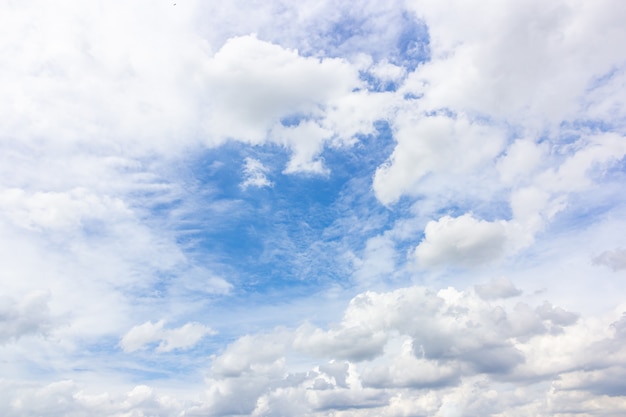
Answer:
[415, 214, 508, 268]
[241, 157, 273, 190]
[294, 322, 388, 361]
[373, 113, 506, 206]
[351, 235, 397, 286]
[368, 59, 407, 84]
[474, 277, 522, 300]
[209, 333, 288, 377]
[360, 337, 460, 388]
[120, 320, 214, 353]
[204, 35, 369, 173]
[496, 139, 547, 186]
[0, 292, 52, 343]
[593, 248, 626, 271]
[404, 0, 626, 126]
[0, 187, 130, 232]
[0, 284, 623, 416]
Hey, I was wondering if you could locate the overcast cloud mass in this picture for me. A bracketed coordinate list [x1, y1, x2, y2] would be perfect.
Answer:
[2, 0, 626, 416]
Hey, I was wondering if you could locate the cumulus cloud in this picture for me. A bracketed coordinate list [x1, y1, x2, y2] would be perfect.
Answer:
[373, 113, 506, 206]
[120, 320, 214, 353]
[415, 214, 508, 268]
[404, 0, 626, 125]
[1, 380, 186, 417]
[204, 34, 378, 173]
[0, 284, 622, 417]
[182, 284, 611, 416]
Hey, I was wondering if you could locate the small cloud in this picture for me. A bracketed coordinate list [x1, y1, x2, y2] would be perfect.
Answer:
[415, 214, 507, 268]
[474, 277, 522, 300]
[240, 157, 273, 190]
[120, 320, 215, 353]
[592, 248, 626, 271]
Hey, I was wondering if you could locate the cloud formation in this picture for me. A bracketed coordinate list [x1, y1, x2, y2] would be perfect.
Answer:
[120, 320, 215, 353]
[1, 0, 625, 415]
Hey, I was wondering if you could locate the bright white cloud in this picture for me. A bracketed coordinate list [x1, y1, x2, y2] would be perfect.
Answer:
[241, 157, 273, 190]
[415, 214, 508, 268]
[373, 113, 506, 205]
[120, 320, 214, 353]
[404, 0, 626, 126]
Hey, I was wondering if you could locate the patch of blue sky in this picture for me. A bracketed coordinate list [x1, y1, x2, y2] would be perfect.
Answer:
[359, 70, 401, 92]
[560, 118, 617, 136]
[541, 166, 626, 239]
[586, 66, 623, 92]
[317, 9, 430, 70]
[326, 16, 369, 51]
[394, 13, 430, 70]
[279, 113, 308, 127]
[167, 124, 398, 298]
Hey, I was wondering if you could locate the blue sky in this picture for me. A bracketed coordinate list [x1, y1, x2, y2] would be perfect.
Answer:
[2, 0, 626, 415]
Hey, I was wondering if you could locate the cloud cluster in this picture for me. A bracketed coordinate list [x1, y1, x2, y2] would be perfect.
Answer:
[2, 284, 625, 416]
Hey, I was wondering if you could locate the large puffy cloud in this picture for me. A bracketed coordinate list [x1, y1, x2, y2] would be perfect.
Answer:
[0, 284, 624, 416]
[203, 34, 396, 173]
[373, 112, 506, 206]
[372, 0, 626, 272]
[172, 285, 623, 415]
[404, 0, 626, 126]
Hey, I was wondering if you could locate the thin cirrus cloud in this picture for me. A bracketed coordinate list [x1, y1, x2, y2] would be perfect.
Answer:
[1, 0, 626, 416]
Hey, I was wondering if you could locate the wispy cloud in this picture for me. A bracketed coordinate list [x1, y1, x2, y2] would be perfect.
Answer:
[240, 157, 273, 190]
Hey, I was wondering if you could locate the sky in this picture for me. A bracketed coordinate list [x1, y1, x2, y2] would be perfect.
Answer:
[1, 0, 626, 416]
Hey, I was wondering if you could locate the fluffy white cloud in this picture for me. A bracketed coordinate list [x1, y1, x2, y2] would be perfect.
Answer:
[373, 113, 506, 206]
[415, 214, 508, 267]
[120, 320, 214, 353]
[204, 34, 382, 173]
[404, 0, 626, 126]
[0, 284, 623, 416]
